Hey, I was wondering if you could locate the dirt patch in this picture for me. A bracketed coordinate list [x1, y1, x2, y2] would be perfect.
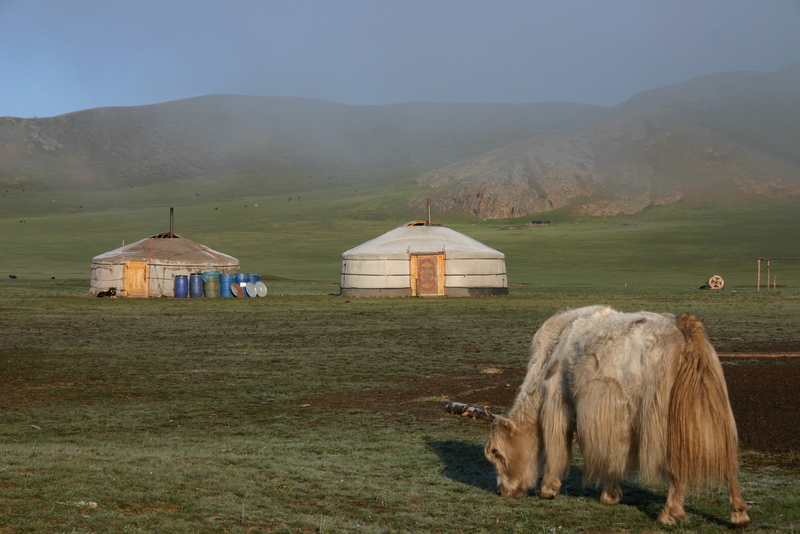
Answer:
[307, 356, 800, 462]
[720, 356, 800, 455]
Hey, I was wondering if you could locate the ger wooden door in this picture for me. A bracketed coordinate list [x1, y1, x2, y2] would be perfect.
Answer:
[411, 254, 445, 296]
[124, 261, 148, 298]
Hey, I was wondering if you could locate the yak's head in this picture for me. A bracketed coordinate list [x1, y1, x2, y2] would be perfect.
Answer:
[484, 415, 540, 497]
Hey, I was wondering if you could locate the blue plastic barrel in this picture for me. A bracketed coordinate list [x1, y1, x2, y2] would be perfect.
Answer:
[235, 273, 249, 296]
[248, 273, 261, 285]
[174, 275, 189, 298]
[219, 274, 234, 297]
[189, 273, 204, 298]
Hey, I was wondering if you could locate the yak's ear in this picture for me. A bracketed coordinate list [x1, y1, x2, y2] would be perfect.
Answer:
[494, 415, 516, 434]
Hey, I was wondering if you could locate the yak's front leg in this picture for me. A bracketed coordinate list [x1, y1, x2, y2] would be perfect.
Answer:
[599, 476, 622, 505]
[538, 382, 573, 499]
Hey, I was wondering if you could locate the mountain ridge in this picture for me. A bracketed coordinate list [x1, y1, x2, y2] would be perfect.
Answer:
[2, 64, 799, 218]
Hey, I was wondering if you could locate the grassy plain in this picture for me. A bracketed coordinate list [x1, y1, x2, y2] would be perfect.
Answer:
[1, 279, 799, 533]
[2, 178, 800, 291]
[1, 179, 799, 532]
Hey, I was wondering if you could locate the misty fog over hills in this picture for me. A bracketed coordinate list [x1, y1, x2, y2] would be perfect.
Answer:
[0, 98, 603, 189]
[1, 63, 799, 218]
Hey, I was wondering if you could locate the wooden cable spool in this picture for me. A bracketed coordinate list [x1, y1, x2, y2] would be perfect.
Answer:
[707, 275, 725, 290]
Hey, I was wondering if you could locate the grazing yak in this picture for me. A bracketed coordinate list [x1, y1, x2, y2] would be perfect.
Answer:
[484, 305, 749, 527]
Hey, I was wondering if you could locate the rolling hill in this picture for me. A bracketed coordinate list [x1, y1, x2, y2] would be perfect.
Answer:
[2, 63, 799, 219]
[0, 97, 603, 190]
[418, 63, 800, 217]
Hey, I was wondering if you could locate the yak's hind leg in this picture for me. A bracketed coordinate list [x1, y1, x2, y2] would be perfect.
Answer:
[658, 473, 688, 526]
[668, 313, 751, 527]
[575, 378, 632, 505]
[727, 476, 751, 527]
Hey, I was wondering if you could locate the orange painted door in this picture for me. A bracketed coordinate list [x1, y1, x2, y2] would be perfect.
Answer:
[124, 261, 148, 298]
[411, 254, 445, 296]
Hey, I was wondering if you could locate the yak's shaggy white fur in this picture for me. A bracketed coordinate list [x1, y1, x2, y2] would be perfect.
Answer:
[484, 306, 750, 526]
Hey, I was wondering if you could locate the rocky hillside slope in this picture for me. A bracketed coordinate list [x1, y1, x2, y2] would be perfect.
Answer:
[418, 63, 800, 217]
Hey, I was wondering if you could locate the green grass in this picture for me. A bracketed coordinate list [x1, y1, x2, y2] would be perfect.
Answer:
[2, 179, 800, 291]
[1, 179, 799, 531]
[0, 280, 798, 532]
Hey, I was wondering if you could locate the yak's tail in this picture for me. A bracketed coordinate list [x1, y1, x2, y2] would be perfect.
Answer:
[668, 314, 740, 491]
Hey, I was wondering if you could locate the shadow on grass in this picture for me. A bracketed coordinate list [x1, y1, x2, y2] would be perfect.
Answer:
[428, 441, 734, 527]
[427, 440, 497, 492]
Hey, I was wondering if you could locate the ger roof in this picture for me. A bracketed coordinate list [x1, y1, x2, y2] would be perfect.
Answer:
[342, 223, 504, 260]
[92, 234, 238, 266]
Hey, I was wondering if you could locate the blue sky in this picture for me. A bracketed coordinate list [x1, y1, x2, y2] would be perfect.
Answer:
[2, 0, 799, 118]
